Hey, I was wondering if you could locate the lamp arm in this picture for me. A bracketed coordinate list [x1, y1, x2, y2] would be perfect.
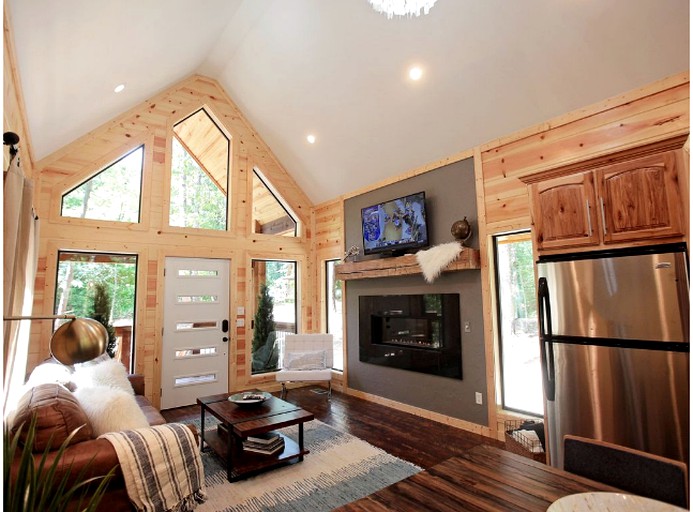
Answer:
[4, 314, 76, 321]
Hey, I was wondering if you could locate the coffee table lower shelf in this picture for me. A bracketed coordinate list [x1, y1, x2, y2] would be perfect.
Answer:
[204, 430, 309, 481]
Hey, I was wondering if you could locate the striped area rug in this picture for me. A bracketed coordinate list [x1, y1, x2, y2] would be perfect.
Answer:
[196, 420, 421, 512]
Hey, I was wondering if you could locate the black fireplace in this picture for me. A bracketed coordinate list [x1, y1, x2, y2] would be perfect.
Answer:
[359, 294, 462, 379]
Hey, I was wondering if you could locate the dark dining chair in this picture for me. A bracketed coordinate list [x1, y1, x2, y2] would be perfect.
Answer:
[563, 434, 688, 508]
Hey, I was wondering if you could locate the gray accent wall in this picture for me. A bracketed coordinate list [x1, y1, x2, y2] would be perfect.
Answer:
[343, 157, 488, 426]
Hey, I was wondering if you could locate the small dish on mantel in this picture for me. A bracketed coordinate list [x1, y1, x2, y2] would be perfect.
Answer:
[548, 492, 687, 512]
[228, 391, 272, 406]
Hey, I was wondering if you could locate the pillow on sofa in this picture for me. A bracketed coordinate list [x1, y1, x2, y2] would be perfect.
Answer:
[74, 386, 150, 436]
[73, 358, 134, 394]
[25, 359, 75, 390]
[285, 350, 327, 371]
[11, 383, 93, 452]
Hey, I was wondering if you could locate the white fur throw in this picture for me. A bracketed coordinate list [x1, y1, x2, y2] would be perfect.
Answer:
[73, 358, 134, 394]
[74, 386, 150, 436]
[416, 242, 463, 283]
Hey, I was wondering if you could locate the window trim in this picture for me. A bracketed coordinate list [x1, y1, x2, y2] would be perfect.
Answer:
[53, 250, 139, 373]
[60, 144, 145, 225]
[324, 259, 344, 372]
[168, 108, 231, 232]
[251, 167, 299, 237]
[493, 230, 543, 417]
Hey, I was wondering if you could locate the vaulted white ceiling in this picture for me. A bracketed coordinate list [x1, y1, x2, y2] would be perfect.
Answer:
[7, 0, 690, 204]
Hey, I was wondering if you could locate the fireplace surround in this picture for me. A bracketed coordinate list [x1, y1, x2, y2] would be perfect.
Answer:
[359, 293, 462, 379]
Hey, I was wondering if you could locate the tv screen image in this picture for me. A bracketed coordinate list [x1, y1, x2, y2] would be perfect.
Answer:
[361, 191, 429, 255]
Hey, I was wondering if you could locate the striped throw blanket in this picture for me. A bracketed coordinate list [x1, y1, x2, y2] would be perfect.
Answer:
[101, 424, 207, 512]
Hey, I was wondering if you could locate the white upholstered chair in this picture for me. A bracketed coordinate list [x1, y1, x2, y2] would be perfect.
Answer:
[275, 334, 333, 399]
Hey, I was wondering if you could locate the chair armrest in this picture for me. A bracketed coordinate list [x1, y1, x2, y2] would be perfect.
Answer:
[128, 374, 145, 396]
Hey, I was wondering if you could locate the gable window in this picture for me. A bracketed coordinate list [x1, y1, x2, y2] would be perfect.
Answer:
[252, 168, 298, 237]
[169, 109, 230, 231]
[54, 251, 138, 372]
[494, 231, 543, 416]
[61, 145, 143, 222]
[250, 259, 297, 374]
[325, 260, 343, 371]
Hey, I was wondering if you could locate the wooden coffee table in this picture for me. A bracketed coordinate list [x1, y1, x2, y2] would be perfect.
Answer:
[197, 392, 314, 482]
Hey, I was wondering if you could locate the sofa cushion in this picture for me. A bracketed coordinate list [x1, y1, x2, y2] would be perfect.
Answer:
[74, 386, 150, 436]
[11, 383, 93, 452]
[73, 358, 135, 394]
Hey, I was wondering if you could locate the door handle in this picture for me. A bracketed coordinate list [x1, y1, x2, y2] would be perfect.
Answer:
[222, 319, 229, 333]
[538, 277, 556, 402]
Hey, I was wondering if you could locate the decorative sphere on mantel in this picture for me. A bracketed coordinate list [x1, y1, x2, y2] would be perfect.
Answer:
[451, 217, 472, 245]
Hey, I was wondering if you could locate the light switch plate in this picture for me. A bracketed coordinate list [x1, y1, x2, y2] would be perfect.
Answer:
[237, 306, 245, 316]
[236, 318, 245, 327]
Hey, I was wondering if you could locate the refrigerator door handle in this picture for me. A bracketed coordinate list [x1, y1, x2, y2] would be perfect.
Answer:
[538, 277, 556, 401]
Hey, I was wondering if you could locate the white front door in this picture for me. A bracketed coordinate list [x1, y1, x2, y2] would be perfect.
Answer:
[161, 257, 230, 409]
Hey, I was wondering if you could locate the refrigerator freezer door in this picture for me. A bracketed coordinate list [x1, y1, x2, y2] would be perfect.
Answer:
[537, 250, 689, 343]
[545, 342, 689, 468]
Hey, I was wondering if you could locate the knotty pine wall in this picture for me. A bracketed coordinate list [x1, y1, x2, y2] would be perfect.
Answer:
[313, 71, 689, 439]
[28, 75, 316, 407]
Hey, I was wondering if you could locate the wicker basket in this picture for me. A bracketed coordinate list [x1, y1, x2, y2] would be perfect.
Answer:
[504, 419, 546, 463]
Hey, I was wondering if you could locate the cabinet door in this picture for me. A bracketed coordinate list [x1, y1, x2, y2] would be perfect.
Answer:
[597, 151, 683, 244]
[531, 172, 600, 251]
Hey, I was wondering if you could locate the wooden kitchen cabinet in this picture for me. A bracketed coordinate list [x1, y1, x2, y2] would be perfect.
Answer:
[527, 145, 685, 253]
[596, 151, 683, 244]
[531, 172, 600, 251]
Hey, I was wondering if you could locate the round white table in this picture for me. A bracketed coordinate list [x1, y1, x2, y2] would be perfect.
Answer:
[548, 492, 687, 512]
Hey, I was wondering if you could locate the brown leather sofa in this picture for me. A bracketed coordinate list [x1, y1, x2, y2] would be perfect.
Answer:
[9, 374, 171, 511]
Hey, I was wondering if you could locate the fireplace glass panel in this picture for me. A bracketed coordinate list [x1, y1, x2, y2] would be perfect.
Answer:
[359, 293, 462, 379]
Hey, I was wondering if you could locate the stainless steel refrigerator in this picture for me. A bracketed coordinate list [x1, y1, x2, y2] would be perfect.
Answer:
[537, 243, 689, 469]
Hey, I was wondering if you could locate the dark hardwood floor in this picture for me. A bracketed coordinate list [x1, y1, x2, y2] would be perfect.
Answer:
[161, 386, 503, 469]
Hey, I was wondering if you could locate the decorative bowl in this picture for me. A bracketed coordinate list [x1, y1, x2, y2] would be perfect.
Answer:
[228, 391, 272, 406]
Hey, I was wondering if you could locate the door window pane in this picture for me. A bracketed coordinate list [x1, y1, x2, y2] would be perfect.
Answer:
[251, 260, 297, 374]
[326, 260, 344, 371]
[54, 252, 137, 371]
[494, 232, 543, 416]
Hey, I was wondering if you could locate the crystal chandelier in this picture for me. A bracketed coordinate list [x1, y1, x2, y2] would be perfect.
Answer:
[368, 0, 438, 19]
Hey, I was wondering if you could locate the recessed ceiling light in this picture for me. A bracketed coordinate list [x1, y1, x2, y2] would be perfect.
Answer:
[408, 66, 423, 81]
[306, 134, 316, 144]
[114, 83, 126, 93]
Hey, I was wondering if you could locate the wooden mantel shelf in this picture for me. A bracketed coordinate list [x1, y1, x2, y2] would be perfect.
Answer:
[334, 248, 481, 281]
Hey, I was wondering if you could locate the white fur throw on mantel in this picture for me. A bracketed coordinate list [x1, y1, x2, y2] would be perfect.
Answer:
[416, 242, 463, 283]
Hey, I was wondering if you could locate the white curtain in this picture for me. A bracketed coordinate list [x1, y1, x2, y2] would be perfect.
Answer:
[3, 152, 39, 415]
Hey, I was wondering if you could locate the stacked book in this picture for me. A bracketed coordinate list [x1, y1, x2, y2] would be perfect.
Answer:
[243, 431, 285, 455]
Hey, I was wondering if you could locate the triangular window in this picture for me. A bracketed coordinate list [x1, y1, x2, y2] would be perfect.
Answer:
[169, 109, 230, 231]
[61, 146, 143, 222]
[252, 168, 298, 237]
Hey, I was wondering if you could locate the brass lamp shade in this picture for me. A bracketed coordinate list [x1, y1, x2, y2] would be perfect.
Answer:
[49, 318, 108, 365]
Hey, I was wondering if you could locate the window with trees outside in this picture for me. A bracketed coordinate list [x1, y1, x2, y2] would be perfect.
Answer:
[61, 145, 143, 222]
[252, 168, 298, 237]
[54, 251, 138, 372]
[250, 259, 297, 375]
[494, 232, 543, 416]
[169, 109, 229, 230]
[325, 260, 343, 371]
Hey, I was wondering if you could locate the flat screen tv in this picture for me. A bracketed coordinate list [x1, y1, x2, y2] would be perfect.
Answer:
[361, 191, 429, 256]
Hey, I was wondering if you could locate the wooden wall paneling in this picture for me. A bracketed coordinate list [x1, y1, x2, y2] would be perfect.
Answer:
[27, 74, 314, 407]
[3, 4, 35, 174]
[474, 147, 499, 439]
[481, 80, 689, 227]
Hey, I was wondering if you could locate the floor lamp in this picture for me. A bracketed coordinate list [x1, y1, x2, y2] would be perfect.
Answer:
[4, 315, 107, 365]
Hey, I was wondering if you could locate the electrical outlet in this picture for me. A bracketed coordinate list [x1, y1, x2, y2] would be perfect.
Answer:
[237, 306, 245, 316]
[464, 321, 471, 333]
[475, 392, 483, 405]
[236, 318, 245, 327]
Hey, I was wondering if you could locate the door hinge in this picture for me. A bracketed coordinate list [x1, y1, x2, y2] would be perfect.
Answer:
[160, 388, 162, 397]
[161, 327, 164, 336]
[163, 268, 166, 276]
